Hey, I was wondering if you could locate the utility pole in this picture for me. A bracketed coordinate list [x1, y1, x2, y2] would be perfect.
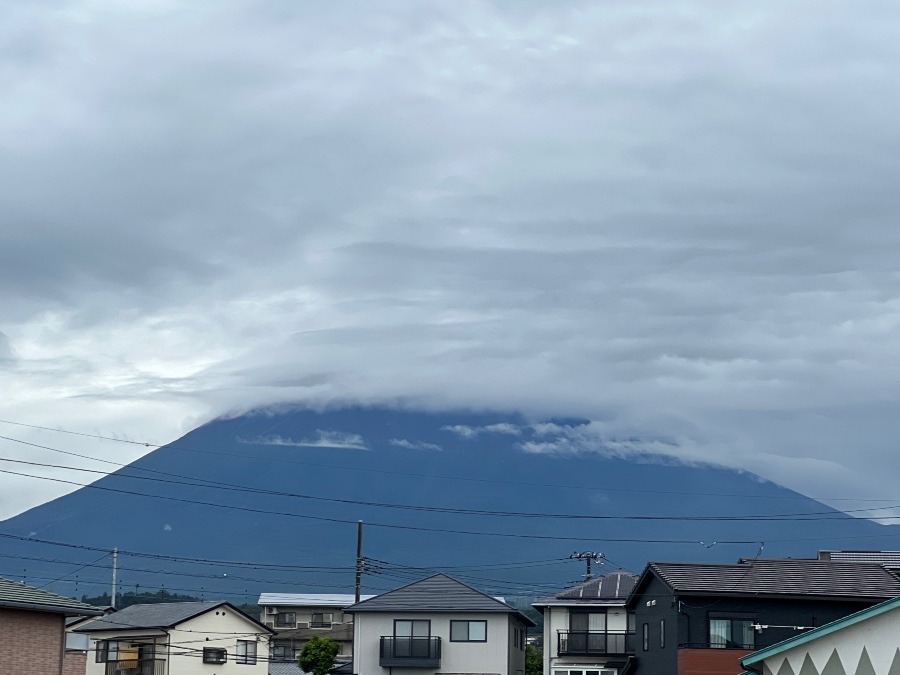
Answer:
[355, 521, 364, 603]
[111, 547, 118, 609]
[570, 551, 603, 580]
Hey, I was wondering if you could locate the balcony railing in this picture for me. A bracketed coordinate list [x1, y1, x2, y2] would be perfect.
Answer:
[558, 630, 635, 656]
[104, 660, 166, 675]
[379, 636, 441, 667]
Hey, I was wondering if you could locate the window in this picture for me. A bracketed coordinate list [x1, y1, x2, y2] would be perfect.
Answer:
[451, 620, 487, 642]
[642, 623, 649, 651]
[236, 640, 257, 665]
[272, 644, 296, 661]
[513, 627, 525, 650]
[311, 612, 334, 628]
[709, 618, 755, 649]
[96, 640, 118, 663]
[394, 619, 431, 657]
[569, 611, 607, 633]
[203, 648, 227, 664]
[275, 612, 297, 628]
[660, 619, 665, 648]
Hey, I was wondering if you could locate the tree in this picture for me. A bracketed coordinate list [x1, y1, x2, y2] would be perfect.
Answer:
[525, 643, 542, 675]
[299, 636, 340, 675]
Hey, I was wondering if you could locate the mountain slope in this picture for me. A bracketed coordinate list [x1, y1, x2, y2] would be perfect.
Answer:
[2, 406, 897, 602]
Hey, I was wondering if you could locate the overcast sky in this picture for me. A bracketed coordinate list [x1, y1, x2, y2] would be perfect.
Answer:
[2, 0, 900, 521]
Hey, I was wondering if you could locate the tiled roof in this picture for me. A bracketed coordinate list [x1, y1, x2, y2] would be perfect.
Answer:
[76, 601, 271, 632]
[647, 559, 900, 599]
[268, 662, 308, 675]
[345, 574, 536, 626]
[534, 571, 638, 607]
[259, 593, 374, 607]
[274, 624, 353, 641]
[0, 576, 103, 616]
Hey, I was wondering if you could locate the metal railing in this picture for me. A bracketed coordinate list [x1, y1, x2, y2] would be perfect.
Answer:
[558, 630, 635, 656]
[380, 636, 441, 666]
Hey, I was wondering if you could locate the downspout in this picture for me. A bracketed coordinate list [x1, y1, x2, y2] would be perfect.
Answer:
[58, 616, 66, 675]
[166, 629, 171, 675]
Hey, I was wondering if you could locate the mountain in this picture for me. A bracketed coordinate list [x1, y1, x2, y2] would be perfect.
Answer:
[2, 406, 898, 604]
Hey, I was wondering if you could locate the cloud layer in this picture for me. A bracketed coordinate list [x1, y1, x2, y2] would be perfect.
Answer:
[2, 0, 900, 518]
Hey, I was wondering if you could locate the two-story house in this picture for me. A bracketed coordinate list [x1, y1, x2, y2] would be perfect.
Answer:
[0, 575, 102, 675]
[533, 570, 638, 675]
[345, 573, 535, 675]
[626, 558, 900, 675]
[258, 593, 374, 663]
[75, 600, 273, 675]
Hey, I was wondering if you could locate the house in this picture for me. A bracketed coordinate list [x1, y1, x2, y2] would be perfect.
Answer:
[0, 575, 103, 675]
[258, 593, 374, 663]
[344, 573, 535, 675]
[740, 595, 900, 675]
[74, 600, 274, 674]
[533, 570, 638, 675]
[625, 559, 900, 675]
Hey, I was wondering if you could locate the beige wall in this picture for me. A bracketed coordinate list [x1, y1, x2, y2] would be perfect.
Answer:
[0, 607, 65, 675]
[83, 606, 270, 675]
[354, 612, 522, 675]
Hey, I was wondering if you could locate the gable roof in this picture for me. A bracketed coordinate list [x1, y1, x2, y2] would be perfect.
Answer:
[345, 574, 535, 626]
[76, 601, 274, 633]
[534, 571, 637, 608]
[741, 595, 900, 672]
[0, 576, 103, 617]
[629, 559, 900, 605]
[259, 593, 375, 607]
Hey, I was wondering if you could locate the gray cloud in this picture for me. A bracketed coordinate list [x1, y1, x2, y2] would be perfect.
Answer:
[2, 0, 900, 518]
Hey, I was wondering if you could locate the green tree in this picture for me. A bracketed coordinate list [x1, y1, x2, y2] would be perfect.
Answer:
[299, 636, 340, 675]
[525, 643, 542, 675]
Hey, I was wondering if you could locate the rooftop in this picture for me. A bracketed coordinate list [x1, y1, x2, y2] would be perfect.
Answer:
[640, 559, 900, 600]
[0, 576, 103, 617]
[534, 570, 638, 607]
[76, 601, 271, 633]
[259, 593, 374, 607]
[345, 573, 536, 626]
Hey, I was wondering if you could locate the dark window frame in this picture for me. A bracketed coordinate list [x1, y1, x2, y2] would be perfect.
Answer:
[450, 620, 487, 642]
[660, 619, 665, 648]
[311, 612, 334, 628]
[203, 647, 228, 664]
[393, 618, 431, 638]
[274, 611, 297, 628]
[708, 616, 755, 649]
[642, 623, 649, 651]
[236, 640, 257, 665]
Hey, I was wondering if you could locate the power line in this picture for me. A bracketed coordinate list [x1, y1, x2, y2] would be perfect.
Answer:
[0, 449, 890, 522]
[0, 417, 892, 503]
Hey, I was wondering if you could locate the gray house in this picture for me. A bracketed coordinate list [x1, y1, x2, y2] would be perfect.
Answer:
[345, 573, 535, 675]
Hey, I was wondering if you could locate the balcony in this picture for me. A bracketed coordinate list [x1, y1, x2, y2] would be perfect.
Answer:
[104, 660, 166, 675]
[558, 630, 635, 656]
[379, 636, 441, 668]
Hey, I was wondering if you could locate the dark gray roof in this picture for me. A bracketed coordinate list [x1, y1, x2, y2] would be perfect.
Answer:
[0, 576, 103, 617]
[535, 571, 637, 607]
[275, 624, 353, 642]
[269, 662, 308, 675]
[76, 601, 273, 633]
[644, 559, 900, 600]
[345, 574, 536, 626]
[818, 550, 900, 569]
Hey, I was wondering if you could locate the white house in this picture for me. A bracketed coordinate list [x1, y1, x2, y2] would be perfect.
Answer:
[258, 592, 374, 663]
[741, 595, 900, 675]
[532, 570, 638, 675]
[74, 600, 274, 675]
[344, 573, 535, 675]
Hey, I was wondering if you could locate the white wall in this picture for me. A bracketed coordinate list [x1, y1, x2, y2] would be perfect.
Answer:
[354, 612, 520, 675]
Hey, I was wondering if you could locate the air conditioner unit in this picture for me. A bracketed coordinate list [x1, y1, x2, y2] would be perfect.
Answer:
[266, 607, 278, 615]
